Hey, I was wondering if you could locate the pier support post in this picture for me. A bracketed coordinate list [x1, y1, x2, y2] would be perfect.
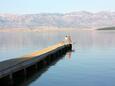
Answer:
[24, 68, 27, 77]
[35, 63, 38, 70]
[9, 73, 13, 85]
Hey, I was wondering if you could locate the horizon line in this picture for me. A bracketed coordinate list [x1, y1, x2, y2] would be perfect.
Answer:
[0, 10, 115, 15]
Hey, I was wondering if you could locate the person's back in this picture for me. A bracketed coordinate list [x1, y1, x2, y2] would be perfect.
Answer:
[64, 35, 72, 45]
[64, 36, 68, 45]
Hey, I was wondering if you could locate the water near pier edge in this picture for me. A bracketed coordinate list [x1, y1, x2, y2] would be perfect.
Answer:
[0, 30, 115, 86]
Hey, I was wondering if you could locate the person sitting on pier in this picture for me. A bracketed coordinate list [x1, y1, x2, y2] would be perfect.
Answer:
[64, 35, 72, 45]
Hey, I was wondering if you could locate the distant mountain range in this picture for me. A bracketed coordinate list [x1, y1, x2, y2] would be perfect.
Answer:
[0, 11, 115, 29]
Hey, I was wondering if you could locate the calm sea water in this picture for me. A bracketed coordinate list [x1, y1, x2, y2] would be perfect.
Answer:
[0, 30, 115, 86]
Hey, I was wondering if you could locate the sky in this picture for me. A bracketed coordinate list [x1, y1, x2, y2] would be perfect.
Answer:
[0, 0, 115, 14]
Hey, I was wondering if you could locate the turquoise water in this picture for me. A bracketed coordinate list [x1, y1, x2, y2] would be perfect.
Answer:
[0, 30, 115, 86]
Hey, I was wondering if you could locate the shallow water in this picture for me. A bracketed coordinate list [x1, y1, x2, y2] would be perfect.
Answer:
[0, 30, 115, 86]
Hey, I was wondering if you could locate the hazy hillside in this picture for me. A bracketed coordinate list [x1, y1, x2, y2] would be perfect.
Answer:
[0, 11, 115, 29]
[97, 27, 115, 30]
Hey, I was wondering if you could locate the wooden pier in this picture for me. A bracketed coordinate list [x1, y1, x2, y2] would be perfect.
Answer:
[0, 41, 72, 85]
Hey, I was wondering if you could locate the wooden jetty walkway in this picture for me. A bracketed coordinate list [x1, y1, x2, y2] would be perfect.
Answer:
[0, 41, 72, 85]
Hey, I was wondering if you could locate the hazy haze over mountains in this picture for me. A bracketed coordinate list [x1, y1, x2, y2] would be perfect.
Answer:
[0, 11, 115, 29]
